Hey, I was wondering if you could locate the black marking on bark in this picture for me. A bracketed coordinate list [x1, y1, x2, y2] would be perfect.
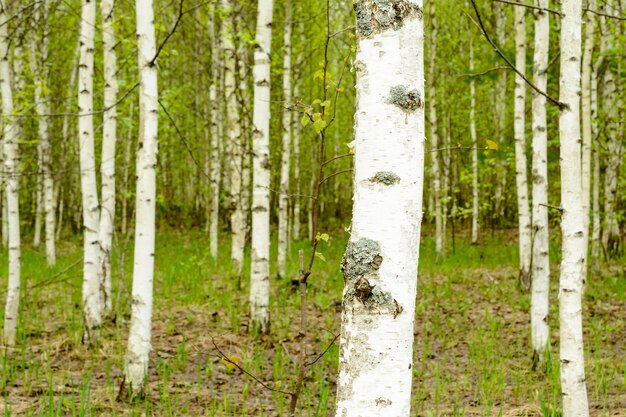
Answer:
[355, 277, 375, 301]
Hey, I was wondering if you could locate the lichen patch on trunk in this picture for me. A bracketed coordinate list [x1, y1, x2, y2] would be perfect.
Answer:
[387, 85, 423, 111]
[354, 0, 423, 38]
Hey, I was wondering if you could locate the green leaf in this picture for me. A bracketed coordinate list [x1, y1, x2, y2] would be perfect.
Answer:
[316, 232, 330, 242]
[321, 100, 331, 107]
[315, 252, 327, 262]
[301, 114, 310, 127]
[313, 118, 326, 133]
[486, 140, 499, 150]
[312, 99, 322, 106]
[314, 69, 325, 80]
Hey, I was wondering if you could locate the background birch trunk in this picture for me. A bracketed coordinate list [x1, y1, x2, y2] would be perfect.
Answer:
[30, 5, 56, 266]
[125, 0, 158, 392]
[580, 0, 595, 274]
[99, 0, 119, 316]
[209, 9, 220, 259]
[558, 0, 590, 414]
[428, 1, 443, 259]
[1, 0, 21, 347]
[513, 5, 531, 286]
[250, 0, 274, 333]
[493, 3, 507, 219]
[334, 1, 424, 415]
[531, 0, 550, 363]
[78, 0, 102, 346]
[277, 0, 292, 279]
[222, 0, 245, 274]
[470, 36, 479, 245]
[598, 0, 622, 257]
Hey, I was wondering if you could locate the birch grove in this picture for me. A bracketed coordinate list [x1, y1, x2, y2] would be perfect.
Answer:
[0, 0, 623, 414]
[335, 0, 425, 414]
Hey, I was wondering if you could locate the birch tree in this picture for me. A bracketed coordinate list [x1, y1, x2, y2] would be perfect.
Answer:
[250, 0, 274, 333]
[470, 34, 479, 245]
[125, 0, 158, 391]
[558, 0, 590, 414]
[580, 0, 595, 272]
[209, 9, 220, 259]
[598, 0, 622, 257]
[513, 5, 531, 286]
[222, 0, 245, 274]
[78, 0, 102, 346]
[428, 1, 443, 259]
[277, 0, 292, 279]
[335, 1, 425, 414]
[531, 0, 550, 363]
[30, 5, 56, 266]
[99, 0, 119, 316]
[1, 0, 21, 347]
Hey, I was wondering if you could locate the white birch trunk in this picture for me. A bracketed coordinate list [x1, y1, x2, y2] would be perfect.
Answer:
[98, 0, 118, 316]
[29, 10, 56, 266]
[209, 10, 220, 259]
[558, 1, 590, 414]
[494, 3, 507, 219]
[121, 101, 134, 235]
[598, 4, 621, 257]
[590, 55, 601, 267]
[428, 1, 443, 259]
[470, 38, 479, 245]
[1, 1, 21, 347]
[531, 0, 550, 362]
[580, 0, 595, 273]
[222, 0, 245, 274]
[250, 0, 273, 333]
[78, 0, 102, 345]
[1, 194, 6, 248]
[513, 5, 531, 285]
[125, 0, 158, 391]
[277, 0, 292, 279]
[335, 2, 424, 415]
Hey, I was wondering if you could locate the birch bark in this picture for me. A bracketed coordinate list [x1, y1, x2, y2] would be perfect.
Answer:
[428, 1, 443, 259]
[250, 0, 274, 333]
[99, 0, 118, 316]
[209, 9, 220, 259]
[222, 0, 245, 274]
[277, 0, 292, 279]
[513, 5, 531, 285]
[531, 0, 550, 362]
[470, 36, 479, 245]
[580, 0, 595, 272]
[590, 52, 601, 268]
[0, 0, 21, 347]
[30, 6, 56, 266]
[598, 1, 621, 257]
[78, 0, 102, 346]
[558, 0, 590, 414]
[125, 0, 158, 391]
[334, 2, 424, 415]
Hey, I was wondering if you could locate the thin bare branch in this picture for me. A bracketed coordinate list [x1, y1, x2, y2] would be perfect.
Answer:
[467, 0, 565, 109]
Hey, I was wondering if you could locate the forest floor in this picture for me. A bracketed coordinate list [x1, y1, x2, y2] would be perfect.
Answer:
[0, 227, 625, 416]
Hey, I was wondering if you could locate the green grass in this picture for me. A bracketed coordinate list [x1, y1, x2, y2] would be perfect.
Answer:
[0, 227, 624, 416]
